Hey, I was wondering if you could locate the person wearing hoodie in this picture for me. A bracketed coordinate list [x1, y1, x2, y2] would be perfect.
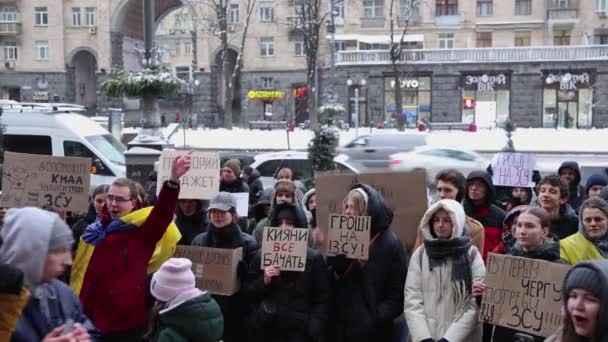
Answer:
[561, 197, 608, 265]
[71, 184, 110, 250]
[247, 188, 273, 235]
[405, 199, 485, 342]
[175, 199, 207, 245]
[243, 167, 264, 209]
[486, 207, 563, 342]
[220, 159, 250, 194]
[327, 185, 407, 342]
[545, 260, 608, 342]
[504, 186, 533, 213]
[70, 153, 191, 341]
[302, 188, 316, 226]
[145, 258, 224, 342]
[0, 207, 99, 341]
[558, 161, 586, 212]
[491, 205, 529, 255]
[537, 175, 579, 239]
[246, 202, 329, 342]
[253, 180, 306, 245]
[464, 170, 506, 261]
[585, 173, 608, 199]
[191, 192, 258, 342]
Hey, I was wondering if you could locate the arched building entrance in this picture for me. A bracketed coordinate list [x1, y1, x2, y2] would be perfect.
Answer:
[70, 49, 98, 109]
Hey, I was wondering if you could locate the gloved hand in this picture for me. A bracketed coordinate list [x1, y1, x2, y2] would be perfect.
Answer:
[331, 254, 351, 275]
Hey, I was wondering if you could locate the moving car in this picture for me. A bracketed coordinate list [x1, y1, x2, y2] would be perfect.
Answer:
[338, 133, 427, 169]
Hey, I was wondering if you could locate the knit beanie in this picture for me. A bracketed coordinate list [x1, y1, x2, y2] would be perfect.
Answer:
[151, 258, 196, 303]
[276, 207, 297, 225]
[585, 174, 608, 195]
[48, 216, 74, 252]
[564, 267, 602, 299]
[224, 159, 241, 177]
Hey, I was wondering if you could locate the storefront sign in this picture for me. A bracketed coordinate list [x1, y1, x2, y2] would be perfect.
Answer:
[545, 72, 591, 91]
[32, 91, 49, 101]
[463, 74, 509, 92]
[390, 79, 419, 89]
[463, 97, 475, 109]
[247, 90, 285, 101]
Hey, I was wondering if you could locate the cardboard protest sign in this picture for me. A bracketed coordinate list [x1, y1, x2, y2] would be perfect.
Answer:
[232, 192, 249, 217]
[173, 246, 243, 296]
[479, 253, 570, 337]
[1, 152, 91, 212]
[327, 214, 371, 260]
[315, 170, 428, 255]
[491, 152, 537, 187]
[157, 150, 220, 199]
[261, 227, 309, 272]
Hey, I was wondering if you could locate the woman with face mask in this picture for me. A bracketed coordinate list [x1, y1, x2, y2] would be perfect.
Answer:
[546, 260, 608, 342]
[405, 199, 485, 342]
[561, 197, 608, 265]
[191, 192, 257, 342]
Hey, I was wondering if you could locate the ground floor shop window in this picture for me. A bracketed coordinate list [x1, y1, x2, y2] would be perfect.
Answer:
[461, 73, 510, 126]
[383, 76, 431, 127]
[543, 72, 593, 128]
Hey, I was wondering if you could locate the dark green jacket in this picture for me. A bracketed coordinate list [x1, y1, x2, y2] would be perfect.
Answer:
[155, 293, 224, 342]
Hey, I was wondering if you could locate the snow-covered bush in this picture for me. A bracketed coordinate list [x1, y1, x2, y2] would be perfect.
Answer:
[101, 69, 186, 98]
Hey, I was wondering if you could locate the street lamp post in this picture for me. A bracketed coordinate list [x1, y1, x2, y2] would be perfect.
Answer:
[347, 78, 366, 137]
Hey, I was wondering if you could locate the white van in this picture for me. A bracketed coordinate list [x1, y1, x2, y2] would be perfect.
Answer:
[1, 106, 126, 191]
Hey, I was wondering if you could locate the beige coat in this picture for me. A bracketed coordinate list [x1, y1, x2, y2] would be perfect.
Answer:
[404, 199, 485, 342]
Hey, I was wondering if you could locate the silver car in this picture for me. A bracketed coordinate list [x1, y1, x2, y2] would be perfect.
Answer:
[338, 133, 427, 169]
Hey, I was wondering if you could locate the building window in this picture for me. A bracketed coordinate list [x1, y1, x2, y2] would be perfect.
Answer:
[85, 7, 95, 26]
[599, 0, 608, 12]
[363, 0, 383, 18]
[335, 41, 346, 51]
[0, 7, 17, 23]
[175, 66, 190, 82]
[175, 43, 181, 56]
[438, 33, 454, 49]
[334, 1, 345, 21]
[554, 30, 571, 46]
[3, 41, 17, 60]
[514, 31, 531, 46]
[262, 77, 273, 89]
[184, 41, 191, 55]
[543, 72, 593, 128]
[515, 0, 532, 16]
[436, 0, 458, 16]
[384, 76, 432, 126]
[260, 37, 274, 56]
[476, 32, 492, 47]
[35, 40, 48, 60]
[400, 0, 420, 17]
[477, 0, 493, 16]
[594, 29, 608, 44]
[35, 7, 48, 26]
[259, 2, 274, 22]
[462, 73, 511, 125]
[557, 0, 570, 9]
[72, 8, 81, 26]
[229, 3, 240, 23]
[295, 40, 305, 56]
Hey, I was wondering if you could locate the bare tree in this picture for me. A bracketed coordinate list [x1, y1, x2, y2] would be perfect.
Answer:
[286, 0, 343, 130]
[389, 0, 420, 131]
[190, 0, 257, 129]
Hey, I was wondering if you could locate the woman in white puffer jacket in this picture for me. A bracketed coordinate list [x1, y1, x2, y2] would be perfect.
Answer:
[404, 199, 485, 342]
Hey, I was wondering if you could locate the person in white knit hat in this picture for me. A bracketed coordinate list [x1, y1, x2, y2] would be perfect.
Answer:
[146, 258, 223, 342]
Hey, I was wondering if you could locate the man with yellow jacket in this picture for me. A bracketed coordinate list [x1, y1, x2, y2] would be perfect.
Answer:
[561, 197, 608, 265]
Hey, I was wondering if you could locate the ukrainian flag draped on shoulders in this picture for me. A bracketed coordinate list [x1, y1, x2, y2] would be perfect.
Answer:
[70, 206, 181, 296]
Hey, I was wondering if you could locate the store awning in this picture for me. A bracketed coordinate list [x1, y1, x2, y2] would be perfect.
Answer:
[327, 34, 424, 44]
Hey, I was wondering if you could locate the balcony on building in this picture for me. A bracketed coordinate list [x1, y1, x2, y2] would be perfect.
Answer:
[547, 0, 578, 26]
[335, 45, 608, 66]
[435, 0, 460, 26]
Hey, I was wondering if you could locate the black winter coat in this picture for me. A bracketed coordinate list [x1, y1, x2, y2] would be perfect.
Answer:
[175, 200, 207, 245]
[220, 178, 250, 194]
[550, 204, 579, 239]
[247, 169, 265, 206]
[326, 184, 407, 342]
[246, 247, 329, 342]
[190, 223, 258, 342]
[71, 204, 97, 249]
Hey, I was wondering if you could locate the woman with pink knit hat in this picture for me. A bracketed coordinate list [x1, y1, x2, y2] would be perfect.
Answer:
[146, 258, 224, 342]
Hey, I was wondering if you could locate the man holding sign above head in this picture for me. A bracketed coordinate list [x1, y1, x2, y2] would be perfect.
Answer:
[70, 152, 192, 341]
[405, 199, 485, 342]
[326, 185, 407, 342]
[246, 202, 329, 342]
[191, 192, 257, 342]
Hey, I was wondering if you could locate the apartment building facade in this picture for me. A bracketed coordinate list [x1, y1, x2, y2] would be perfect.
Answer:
[2, 0, 608, 128]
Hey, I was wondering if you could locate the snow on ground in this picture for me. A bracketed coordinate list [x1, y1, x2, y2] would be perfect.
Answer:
[168, 126, 608, 153]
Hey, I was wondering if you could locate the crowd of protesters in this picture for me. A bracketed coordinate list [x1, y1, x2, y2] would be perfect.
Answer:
[1, 154, 608, 342]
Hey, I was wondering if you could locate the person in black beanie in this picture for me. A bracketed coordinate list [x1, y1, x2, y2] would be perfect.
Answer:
[585, 173, 608, 199]
[546, 260, 608, 342]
